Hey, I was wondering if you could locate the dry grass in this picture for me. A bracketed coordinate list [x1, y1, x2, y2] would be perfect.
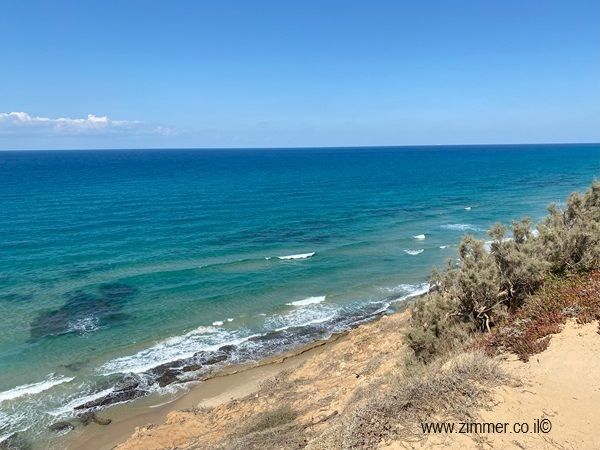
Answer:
[224, 422, 307, 450]
[257, 368, 296, 396]
[309, 351, 509, 449]
[216, 405, 302, 450]
[240, 404, 298, 434]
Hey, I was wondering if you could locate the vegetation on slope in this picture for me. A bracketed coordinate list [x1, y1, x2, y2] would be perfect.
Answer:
[407, 181, 600, 363]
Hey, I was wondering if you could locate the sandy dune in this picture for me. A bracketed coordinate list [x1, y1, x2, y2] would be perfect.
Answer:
[385, 320, 600, 449]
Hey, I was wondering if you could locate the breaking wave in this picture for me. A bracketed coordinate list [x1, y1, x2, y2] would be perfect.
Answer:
[276, 252, 316, 260]
[0, 375, 75, 404]
[441, 223, 483, 232]
[286, 296, 326, 307]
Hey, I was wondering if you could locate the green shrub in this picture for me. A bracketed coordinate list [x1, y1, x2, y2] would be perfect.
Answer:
[406, 181, 600, 362]
[406, 294, 473, 363]
[535, 181, 600, 273]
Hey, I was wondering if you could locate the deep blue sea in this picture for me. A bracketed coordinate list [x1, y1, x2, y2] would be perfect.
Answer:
[0, 144, 599, 446]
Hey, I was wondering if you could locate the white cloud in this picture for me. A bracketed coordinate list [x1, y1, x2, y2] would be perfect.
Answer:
[0, 112, 173, 137]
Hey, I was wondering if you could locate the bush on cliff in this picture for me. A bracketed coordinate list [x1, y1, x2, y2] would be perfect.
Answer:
[407, 181, 600, 363]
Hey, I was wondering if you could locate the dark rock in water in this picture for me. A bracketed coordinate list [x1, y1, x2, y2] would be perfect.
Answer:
[63, 359, 89, 372]
[178, 352, 229, 374]
[248, 330, 280, 342]
[218, 344, 236, 353]
[77, 412, 112, 426]
[92, 415, 112, 426]
[148, 358, 185, 377]
[157, 369, 180, 387]
[193, 351, 228, 366]
[181, 363, 203, 373]
[74, 388, 145, 410]
[113, 374, 141, 392]
[102, 312, 131, 324]
[77, 412, 95, 426]
[206, 353, 228, 365]
[29, 283, 137, 340]
[48, 420, 75, 432]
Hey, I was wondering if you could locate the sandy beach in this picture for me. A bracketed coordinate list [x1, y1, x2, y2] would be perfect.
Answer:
[68, 330, 351, 449]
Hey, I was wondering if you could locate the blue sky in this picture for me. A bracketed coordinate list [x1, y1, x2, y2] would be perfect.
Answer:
[1, 0, 599, 149]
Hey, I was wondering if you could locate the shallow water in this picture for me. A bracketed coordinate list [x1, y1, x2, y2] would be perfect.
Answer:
[0, 144, 598, 446]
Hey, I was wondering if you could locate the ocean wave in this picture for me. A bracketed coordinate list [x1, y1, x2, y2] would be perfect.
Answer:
[266, 300, 337, 332]
[464, 206, 472, 210]
[439, 245, 448, 249]
[413, 234, 426, 240]
[49, 387, 116, 417]
[0, 374, 75, 404]
[276, 252, 316, 260]
[67, 316, 100, 334]
[404, 249, 424, 255]
[0, 410, 29, 444]
[99, 325, 247, 375]
[286, 296, 326, 307]
[101, 298, 337, 377]
[441, 223, 483, 232]
[212, 321, 224, 326]
[388, 282, 430, 303]
[378, 282, 428, 296]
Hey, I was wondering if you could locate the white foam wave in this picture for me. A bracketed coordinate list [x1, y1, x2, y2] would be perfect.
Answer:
[441, 223, 482, 232]
[102, 302, 339, 372]
[0, 410, 29, 444]
[404, 249, 424, 255]
[464, 206, 472, 210]
[378, 283, 427, 295]
[266, 305, 337, 332]
[286, 296, 326, 307]
[212, 321, 224, 326]
[0, 374, 74, 404]
[439, 245, 448, 249]
[67, 316, 99, 334]
[277, 252, 315, 260]
[413, 234, 426, 240]
[49, 387, 115, 417]
[389, 282, 430, 303]
[227, 318, 234, 322]
[99, 326, 255, 375]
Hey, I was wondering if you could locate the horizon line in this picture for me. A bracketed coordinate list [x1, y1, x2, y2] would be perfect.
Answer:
[0, 141, 599, 153]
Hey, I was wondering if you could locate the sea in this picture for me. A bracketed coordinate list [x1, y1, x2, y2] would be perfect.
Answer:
[0, 144, 598, 447]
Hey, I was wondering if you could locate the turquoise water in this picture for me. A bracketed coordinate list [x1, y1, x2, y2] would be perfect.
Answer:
[0, 144, 598, 446]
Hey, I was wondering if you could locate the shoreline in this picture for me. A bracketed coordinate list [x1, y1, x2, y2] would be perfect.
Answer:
[62, 294, 420, 449]
[67, 328, 352, 449]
